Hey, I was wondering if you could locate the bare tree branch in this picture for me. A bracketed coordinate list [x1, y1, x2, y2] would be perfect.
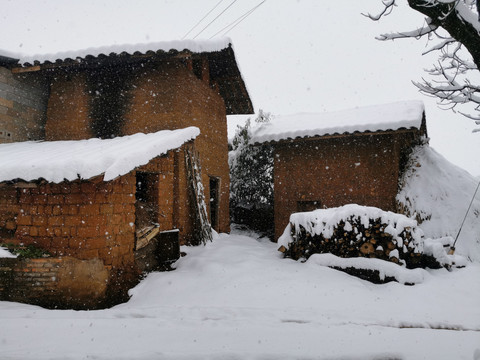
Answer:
[367, 0, 480, 127]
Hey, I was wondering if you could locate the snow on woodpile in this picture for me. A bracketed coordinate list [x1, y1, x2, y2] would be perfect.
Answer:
[0, 127, 199, 183]
[250, 100, 424, 143]
[277, 204, 461, 283]
[2, 38, 232, 65]
[397, 145, 480, 262]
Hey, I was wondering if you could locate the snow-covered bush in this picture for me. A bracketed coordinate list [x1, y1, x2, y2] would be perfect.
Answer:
[278, 204, 443, 270]
[229, 110, 274, 236]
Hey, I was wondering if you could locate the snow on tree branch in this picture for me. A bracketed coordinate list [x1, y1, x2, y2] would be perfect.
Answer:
[367, 0, 480, 127]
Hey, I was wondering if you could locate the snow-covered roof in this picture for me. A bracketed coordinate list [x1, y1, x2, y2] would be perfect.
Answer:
[1, 38, 232, 66]
[0, 127, 199, 184]
[251, 100, 425, 144]
[0, 38, 254, 115]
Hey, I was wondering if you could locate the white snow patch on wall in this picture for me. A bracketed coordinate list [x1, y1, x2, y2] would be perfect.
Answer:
[251, 100, 424, 143]
[0, 127, 199, 183]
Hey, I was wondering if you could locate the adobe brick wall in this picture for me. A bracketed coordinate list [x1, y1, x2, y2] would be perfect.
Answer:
[44, 60, 231, 240]
[0, 66, 48, 143]
[0, 256, 109, 309]
[121, 61, 230, 236]
[45, 71, 93, 140]
[0, 174, 136, 270]
[273, 132, 418, 239]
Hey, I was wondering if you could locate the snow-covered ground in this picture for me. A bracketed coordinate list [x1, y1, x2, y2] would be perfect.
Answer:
[1, 228, 479, 360]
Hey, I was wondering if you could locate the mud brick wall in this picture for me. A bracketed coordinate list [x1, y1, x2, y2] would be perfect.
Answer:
[0, 186, 19, 237]
[273, 132, 419, 239]
[121, 61, 230, 235]
[45, 60, 230, 237]
[3, 174, 136, 270]
[0, 66, 48, 143]
[0, 256, 109, 309]
[45, 72, 93, 140]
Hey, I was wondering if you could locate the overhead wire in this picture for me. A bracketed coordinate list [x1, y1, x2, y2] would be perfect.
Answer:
[182, 0, 225, 40]
[209, 0, 266, 39]
[192, 0, 238, 39]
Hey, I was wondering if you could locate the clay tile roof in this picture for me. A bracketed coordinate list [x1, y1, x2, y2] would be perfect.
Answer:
[2, 38, 253, 115]
[251, 100, 426, 144]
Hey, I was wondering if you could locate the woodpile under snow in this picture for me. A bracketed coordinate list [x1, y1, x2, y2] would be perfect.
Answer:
[278, 204, 444, 274]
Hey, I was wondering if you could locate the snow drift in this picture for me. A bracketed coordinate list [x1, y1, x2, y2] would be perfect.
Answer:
[397, 145, 480, 262]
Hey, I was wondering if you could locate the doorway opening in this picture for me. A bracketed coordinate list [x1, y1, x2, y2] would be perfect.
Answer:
[209, 177, 220, 231]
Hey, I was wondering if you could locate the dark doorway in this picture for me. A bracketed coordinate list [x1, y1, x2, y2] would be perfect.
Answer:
[209, 177, 220, 231]
[135, 172, 159, 230]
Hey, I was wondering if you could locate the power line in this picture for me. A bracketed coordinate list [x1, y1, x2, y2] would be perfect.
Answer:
[182, 0, 225, 40]
[192, 0, 238, 39]
[209, 0, 266, 39]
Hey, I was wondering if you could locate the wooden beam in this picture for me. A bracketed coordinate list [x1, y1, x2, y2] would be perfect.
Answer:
[11, 65, 41, 74]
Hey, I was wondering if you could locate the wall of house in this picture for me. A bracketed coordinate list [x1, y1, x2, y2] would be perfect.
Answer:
[273, 132, 418, 239]
[0, 66, 48, 143]
[44, 60, 230, 240]
[122, 61, 230, 237]
[0, 256, 109, 309]
[0, 175, 136, 270]
[45, 72, 93, 140]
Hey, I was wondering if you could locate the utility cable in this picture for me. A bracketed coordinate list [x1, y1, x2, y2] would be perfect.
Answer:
[192, 0, 238, 39]
[209, 0, 266, 39]
[222, 0, 266, 37]
[182, 0, 225, 40]
[450, 178, 480, 254]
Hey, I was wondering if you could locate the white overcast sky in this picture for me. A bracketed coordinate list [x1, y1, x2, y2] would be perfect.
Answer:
[1, 0, 479, 176]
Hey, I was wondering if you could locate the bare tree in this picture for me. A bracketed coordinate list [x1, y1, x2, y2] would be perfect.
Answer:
[365, 0, 480, 129]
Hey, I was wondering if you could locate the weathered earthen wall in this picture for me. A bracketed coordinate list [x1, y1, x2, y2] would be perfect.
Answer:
[0, 256, 109, 309]
[44, 60, 231, 241]
[45, 72, 93, 140]
[0, 66, 48, 142]
[273, 133, 417, 239]
[122, 61, 230, 237]
[0, 175, 136, 269]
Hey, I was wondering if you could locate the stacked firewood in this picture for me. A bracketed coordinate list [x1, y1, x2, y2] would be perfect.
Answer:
[280, 216, 441, 269]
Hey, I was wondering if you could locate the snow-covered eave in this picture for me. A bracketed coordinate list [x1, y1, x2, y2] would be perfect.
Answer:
[253, 125, 425, 146]
[0, 127, 200, 184]
[3, 38, 233, 67]
[251, 100, 426, 145]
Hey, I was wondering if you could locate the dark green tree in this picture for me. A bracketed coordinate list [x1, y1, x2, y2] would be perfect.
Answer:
[229, 110, 274, 235]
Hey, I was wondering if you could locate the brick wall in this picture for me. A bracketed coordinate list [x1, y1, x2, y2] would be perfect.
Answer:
[0, 256, 109, 309]
[45, 60, 231, 240]
[121, 61, 230, 236]
[1, 174, 136, 270]
[0, 66, 48, 143]
[273, 132, 418, 239]
[45, 72, 93, 140]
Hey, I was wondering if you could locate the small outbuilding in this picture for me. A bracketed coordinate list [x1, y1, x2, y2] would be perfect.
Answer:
[251, 101, 427, 239]
[0, 128, 205, 307]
